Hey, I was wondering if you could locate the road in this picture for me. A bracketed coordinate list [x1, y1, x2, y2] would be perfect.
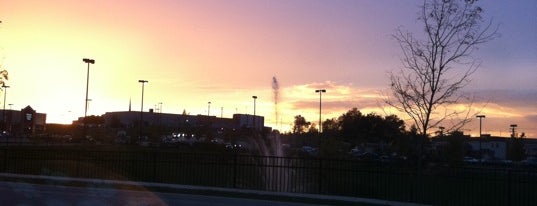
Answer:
[0, 182, 331, 206]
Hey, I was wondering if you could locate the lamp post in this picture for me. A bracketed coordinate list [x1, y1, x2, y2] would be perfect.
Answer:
[82, 58, 94, 138]
[7, 104, 12, 135]
[208, 101, 211, 116]
[1, 85, 6, 145]
[316, 89, 326, 158]
[138, 80, 148, 140]
[476, 115, 485, 161]
[2, 85, 9, 126]
[252, 96, 257, 131]
[315, 89, 326, 133]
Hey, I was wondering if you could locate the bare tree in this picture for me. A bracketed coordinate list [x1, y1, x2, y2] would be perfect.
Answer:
[0, 70, 7, 88]
[387, 0, 496, 137]
[0, 21, 7, 88]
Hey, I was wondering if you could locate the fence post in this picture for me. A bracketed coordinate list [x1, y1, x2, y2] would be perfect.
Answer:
[507, 169, 512, 206]
[152, 150, 158, 182]
[75, 150, 80, 177]
[2, 148, 6, 172]
[233, 154, 237, 188]
[413, 163, 423, 203]
[318, 158, 322, 194]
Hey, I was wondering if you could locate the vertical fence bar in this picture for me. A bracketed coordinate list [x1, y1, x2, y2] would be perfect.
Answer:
[507, 169, 512, 206]
[233, 154, 237, 188]
[152, 150, 157, 182]
[75, 150, 80, 178]
[318, 158, 322, 194]
[2, 148, 6, 172]
[4, 148, 536, 205]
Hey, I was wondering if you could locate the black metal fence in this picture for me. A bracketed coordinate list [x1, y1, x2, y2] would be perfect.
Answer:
[1, 147, 535, 205]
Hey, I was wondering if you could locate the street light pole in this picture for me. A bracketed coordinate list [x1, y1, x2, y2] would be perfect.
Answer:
[82, 58, 94, 138]
[2, 85, 9, 125]
[476, 115, 485, 161]
[139, 80, 148, 141]
[1, 85, 9, 133]
[252, 96, 257, 131]
[7, 103, 12, 135]
[315, 89, 326, 158]
[208, 102, 211, 116]
[315, 89, 326, 133]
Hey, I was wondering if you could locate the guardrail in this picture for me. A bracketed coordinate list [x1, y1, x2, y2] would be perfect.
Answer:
[0, 147, 535, 205]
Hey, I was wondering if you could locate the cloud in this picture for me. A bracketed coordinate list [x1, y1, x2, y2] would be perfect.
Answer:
[268, 81, 395, 127]
[285, 81, 383, 111]
[471, 89, 537, 109]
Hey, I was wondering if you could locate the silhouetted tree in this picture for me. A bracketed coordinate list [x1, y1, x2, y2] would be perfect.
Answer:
[392, 125, 421, 160]
[382, 115, 407, 142]
[338, 108, 364, 144]
[387, 0, 497, 137]
[292, 115, 310, 134]
[0, 70, 8, 88]
[444, 130, 468, 165]
[0, 21, 8, 92]
[0, 69, 8, 131]
[336, 108, 406, 147]
[307, 123, 318, 134]
[321, 118, 339, 137]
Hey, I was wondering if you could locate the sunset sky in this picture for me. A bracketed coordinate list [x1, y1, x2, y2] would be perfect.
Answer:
[1, 0, 536, 137]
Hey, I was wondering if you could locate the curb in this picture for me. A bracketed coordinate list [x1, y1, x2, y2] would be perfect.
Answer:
[0, 173, 427, 206]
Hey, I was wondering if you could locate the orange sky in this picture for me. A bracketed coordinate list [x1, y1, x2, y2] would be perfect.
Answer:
[1, 0, 536, 137]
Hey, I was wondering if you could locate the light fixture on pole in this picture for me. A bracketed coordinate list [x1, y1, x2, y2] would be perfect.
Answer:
[476, 115, 485, 161]
[138, 80, 148, 140]
[208, 101, 211, 116]
[2, 85, 9, 125]
[315, 89, 326, 158]
[82, 58, 95, 138]
[252, 96, 257, 131]
[315, 89, 326, 133]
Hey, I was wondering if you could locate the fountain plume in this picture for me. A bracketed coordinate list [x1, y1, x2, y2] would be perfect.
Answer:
[272, 76, 279, 128]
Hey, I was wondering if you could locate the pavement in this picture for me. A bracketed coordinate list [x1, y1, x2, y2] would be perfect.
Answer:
[0, 173, 428, 206]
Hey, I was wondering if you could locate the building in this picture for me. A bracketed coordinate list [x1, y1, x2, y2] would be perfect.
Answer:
[466, 137, 508, 160]
[523, 138, 537, 157]
[0, 105, 47, 136]
[102, 111, 265, 133]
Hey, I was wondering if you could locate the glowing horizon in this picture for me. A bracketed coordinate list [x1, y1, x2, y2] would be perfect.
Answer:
[0, 0, 535, 137]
